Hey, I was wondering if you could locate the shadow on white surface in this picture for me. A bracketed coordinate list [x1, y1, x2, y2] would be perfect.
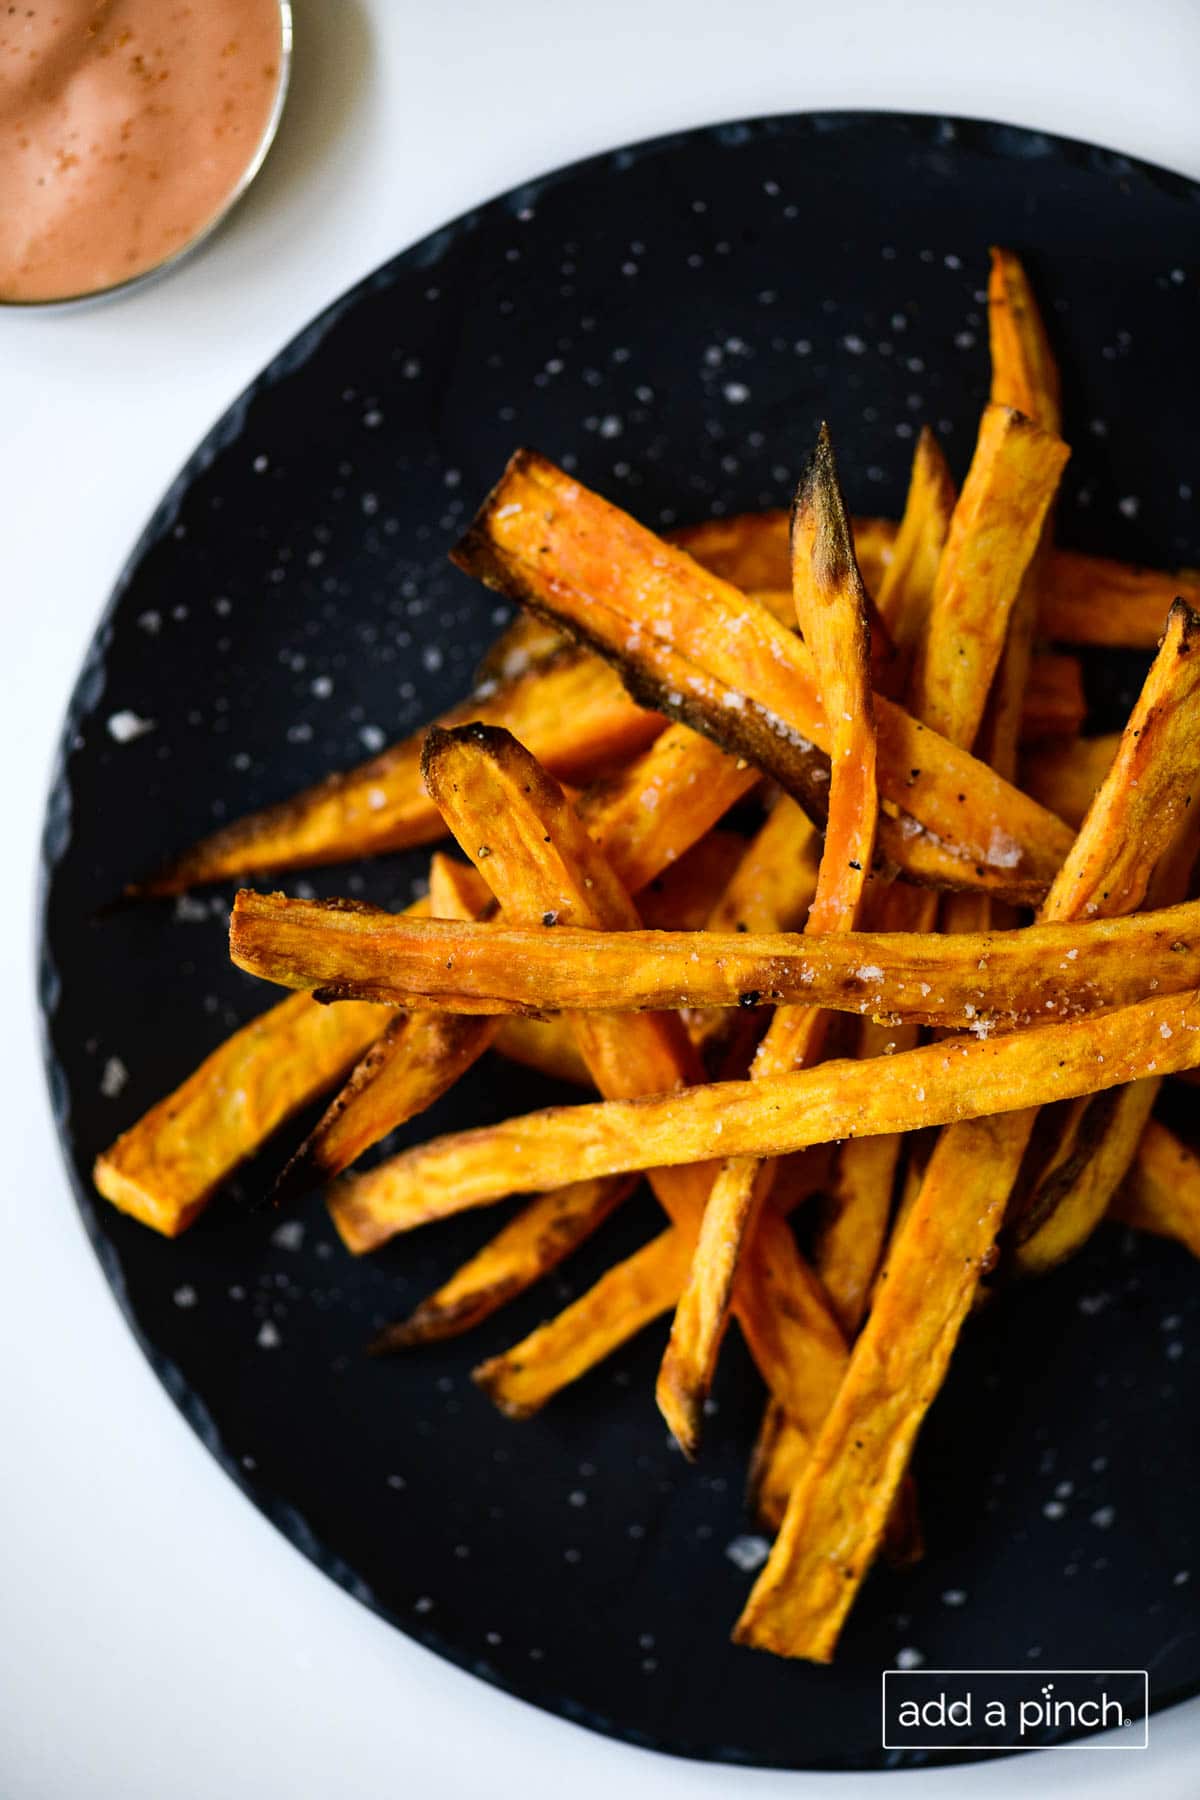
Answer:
[236, 0, 376, 239]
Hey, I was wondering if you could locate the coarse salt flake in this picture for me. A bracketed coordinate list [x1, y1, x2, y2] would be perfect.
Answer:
[725, 1534, 770, 1572]
[100, 1056, 128, 1098]
[107, 710, 155, 744]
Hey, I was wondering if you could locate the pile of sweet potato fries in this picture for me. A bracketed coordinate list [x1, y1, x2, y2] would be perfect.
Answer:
[96, 249, 1200, 1662]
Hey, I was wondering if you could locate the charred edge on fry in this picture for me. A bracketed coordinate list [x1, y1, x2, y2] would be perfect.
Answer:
[793, 422, 861, 603]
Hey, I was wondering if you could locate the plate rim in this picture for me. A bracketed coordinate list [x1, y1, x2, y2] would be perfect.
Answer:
[35, 107, 1200, 1770]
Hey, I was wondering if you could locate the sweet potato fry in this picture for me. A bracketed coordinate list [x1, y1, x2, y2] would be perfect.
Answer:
[93, 991, 388, 1236]
[977, 589, 1038, 803]
[1039, 553, 1200, 648]
[326, 986, 1200, 1246]
[747, 1389, 927, 1563]
[849, 516, 904, 603]
[416, 723, 847, 1449]
[764, 1144, 838, 1216]
[907, 405, 1069, 751]
[857, 1136, 930, 1330]
[128, 647, 663, 897]
[660, 1148, 799, 1443]
[271, 855, 497, 1205]
[272, 1005, 498, 1208]
[734, 604, 1200, 1659]
[423, 724, 650, 934]
[1011, 613, 1200, 1269]
[451, 451, 1074, 901]
[669, 508, 794, 589]
[732, 1110, 1027, 1661]
[806, 1122, 929, 1511]
[1045, 601, 1200, 915]
[1020, 733, 1120, 829]
[473, 1227, 694, 1418]
[1012, 756, 1200, 1270]
[96, 885, 445, 1230]
[578, 722, 760, 894]
[1019, 1093, 1093, 1208]
[1019, 653, 1086, 744]
[636, 830, 749, 930]
[704, 798, 818, 937]
[788, 427, 880, 907]
[372, 1174, 639, 1349]
[810, 1025, 904, 1337]
[873, 428, 956, 659]
[1146, 777, 1200, 911]
[891, 1136, 929, 1233]
[979, 248, 1062, 799]
[804, 424, 954, 1353]
[691, 796, 818, 1066]
[987, 246, 1062, 433]
[1012, 1080, 1159, 1275]
[803, 917, 933, 1339]
[493, 1016, 591, 1087]
[229, 892, 1200, 1029]
[812, 1008, 935, 1362]
[661, 425, 879, 1447]
[747, 1402, 810, 1536]
[1111, 1119, 1200, 1259]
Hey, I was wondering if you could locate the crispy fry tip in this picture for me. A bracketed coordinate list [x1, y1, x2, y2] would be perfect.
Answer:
[792, 421, 857, 592]
[268, 1149, 322, 1212]
[1167, 595, 1200, 648]
[471, 1357, 534, 1420]
[450, 447, 539, 583]
[371, 1291, 507, 1351]
[366, 1316, 436, 1356]
[654, 1364, 701, 1460]
[419, 722, 454, 788]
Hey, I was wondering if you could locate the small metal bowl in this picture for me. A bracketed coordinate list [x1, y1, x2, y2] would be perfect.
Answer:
[2, 1, 293, 312]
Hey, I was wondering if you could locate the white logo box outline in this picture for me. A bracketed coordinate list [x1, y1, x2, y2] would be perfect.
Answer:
[881, 1668, 1150, 1750]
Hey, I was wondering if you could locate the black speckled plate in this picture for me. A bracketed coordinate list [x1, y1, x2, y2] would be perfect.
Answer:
[39, 113, 1200, 1771]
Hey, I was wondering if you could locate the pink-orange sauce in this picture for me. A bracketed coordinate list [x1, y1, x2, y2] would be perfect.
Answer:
[0, 2, 284, 302]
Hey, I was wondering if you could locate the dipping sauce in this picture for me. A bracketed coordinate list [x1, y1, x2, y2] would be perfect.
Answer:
[0, 2, 286, 302]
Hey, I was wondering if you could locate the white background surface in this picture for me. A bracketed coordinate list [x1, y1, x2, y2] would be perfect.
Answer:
[3, 1, 1198, 1794]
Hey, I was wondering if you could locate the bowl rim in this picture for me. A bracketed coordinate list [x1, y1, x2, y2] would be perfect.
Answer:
[0, 0, 294, 312]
